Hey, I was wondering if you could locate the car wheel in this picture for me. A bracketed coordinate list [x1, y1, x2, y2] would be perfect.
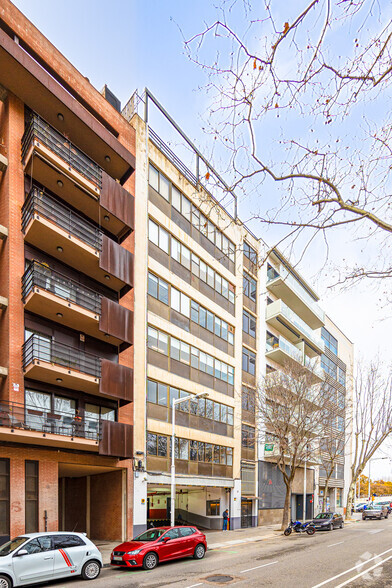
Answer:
[328, 523, 333, 531]
[194, 544, 206, 559]
[0, 576, 12, 588]
[340, 521, 344, 529]
[143, 552, 158, 570]
[81, 560, 101, 580]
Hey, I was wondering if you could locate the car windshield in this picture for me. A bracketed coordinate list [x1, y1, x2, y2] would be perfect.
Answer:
[372, 506, 382, 510]
[0, 537, 28, 556]
[132, 529, 167, 542]
[315, 513, 331, 519]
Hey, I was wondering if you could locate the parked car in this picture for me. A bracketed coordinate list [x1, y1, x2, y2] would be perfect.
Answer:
[375, 500, 392, 514]
[111, 526, 207, 570]
[0, 532, 102, 587]
[355, 503, 368, 512]
[311, 512, 344, 531]
[362, 505, 389, 520]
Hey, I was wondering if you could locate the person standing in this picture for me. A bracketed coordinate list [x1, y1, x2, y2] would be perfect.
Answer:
[222, 509, 229, 531]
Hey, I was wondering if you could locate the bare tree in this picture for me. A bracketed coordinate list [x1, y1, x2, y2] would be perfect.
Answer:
[257, 359, 340, 530]
[319, 432, 345, 511]
[345, 359, 392, 517]
[185, 1, 392, 286]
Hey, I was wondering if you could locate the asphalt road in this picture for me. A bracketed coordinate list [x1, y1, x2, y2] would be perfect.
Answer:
[36, 517, 392, 587]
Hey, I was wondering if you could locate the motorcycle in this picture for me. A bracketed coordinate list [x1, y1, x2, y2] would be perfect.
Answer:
[284, 520, 315, 536]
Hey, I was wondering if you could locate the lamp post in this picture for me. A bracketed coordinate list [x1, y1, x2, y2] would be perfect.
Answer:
[303, 456, 307, 523]
[171, 391, 209, 527]
[368, 457, 389, 501]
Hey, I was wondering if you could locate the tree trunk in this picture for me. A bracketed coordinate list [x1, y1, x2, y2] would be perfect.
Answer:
[322, 476, 332, 511]
[345, 479, 356, 520]
[281, 480, 292, 531]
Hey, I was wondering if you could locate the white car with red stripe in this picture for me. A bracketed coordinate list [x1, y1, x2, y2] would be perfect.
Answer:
[0, 532, 102, 587]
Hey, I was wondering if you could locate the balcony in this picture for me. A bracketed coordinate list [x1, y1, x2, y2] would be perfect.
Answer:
[0, 401, 133, 458]
[22, 188, 134, 291]
[266, 300, 324, 357]
[22, 113, 134, 239]
[22, 262, 133, 346]
[22, 335, 133, 404]
[266, 336, 324, 383]
[267, 266, 325, 329]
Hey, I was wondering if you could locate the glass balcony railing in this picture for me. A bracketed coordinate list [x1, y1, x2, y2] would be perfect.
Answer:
[267, 266, 325, 323]
[22, 187, 103, 251]
[269, 300, 325, 351]
[266, 334, 303, 363]
[304, 356, 325, 380]
[22, 261, 102, 315]
[23, 335, 101, 378]
[22, 112, 102, 188]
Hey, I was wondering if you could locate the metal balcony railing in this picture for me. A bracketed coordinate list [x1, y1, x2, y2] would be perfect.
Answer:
[23, 335, 101, 378]
[22, 261, 102, 315]
[0, 400, 102, 441]
[22, 111, 102, 188]
[22, 187, 103, 251]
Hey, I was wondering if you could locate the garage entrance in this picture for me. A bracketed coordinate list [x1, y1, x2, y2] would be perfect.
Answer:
[58, 463, 126, 541]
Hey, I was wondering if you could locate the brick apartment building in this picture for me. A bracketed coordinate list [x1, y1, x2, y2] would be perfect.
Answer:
[0, 1, 135, 542]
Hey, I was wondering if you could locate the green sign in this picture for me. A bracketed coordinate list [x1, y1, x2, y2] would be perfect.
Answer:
[264, 443, 274, 451]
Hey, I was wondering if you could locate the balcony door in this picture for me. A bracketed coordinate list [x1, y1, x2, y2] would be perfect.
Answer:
[25, 329, 52, 363]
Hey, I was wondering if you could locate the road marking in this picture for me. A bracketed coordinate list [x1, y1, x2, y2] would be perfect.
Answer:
[334, 554, 392, 588]
[312, 547, 392, 587]
[369, 529, 385, 534]
[240, 560, 279, 573]
[327, 541, 344, 548]
[184, 584, 203, 588]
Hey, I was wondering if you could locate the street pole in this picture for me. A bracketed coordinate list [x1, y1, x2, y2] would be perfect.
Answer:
[170, 392, 208, 527]
[368, 461, 371, 502]
[303, 457, 307, 523]
[170, 398, 176, 528]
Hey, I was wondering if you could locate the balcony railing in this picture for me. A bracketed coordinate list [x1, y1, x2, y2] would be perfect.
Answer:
[23, 335, 101, 378]
[22, 187, 103, 251]
[22, 261, 102, 315]
[267, 266, 325, 324]
[266, 334, 303, 363]
[0, 400, 102, 441]
[267, 300, 325, 351]
[22, 112, 102, 188]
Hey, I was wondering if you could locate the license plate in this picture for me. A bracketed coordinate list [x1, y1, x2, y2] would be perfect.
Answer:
[113, 557, 123, 561]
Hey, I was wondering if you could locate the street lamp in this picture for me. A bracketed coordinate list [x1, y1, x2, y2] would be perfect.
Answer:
[368, 456, 390, 500]
[170, 391, 209, 527]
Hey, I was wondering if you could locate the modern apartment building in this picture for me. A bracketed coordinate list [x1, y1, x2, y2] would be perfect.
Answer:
[0, 1, 135, 542]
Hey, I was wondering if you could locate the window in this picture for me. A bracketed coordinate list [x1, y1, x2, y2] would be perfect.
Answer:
[158, 436, 167, 457]
[242, 387, 255, 412]
[242, 347, 256, 375]
[336, 464, 345, 479]
[148, 219, 169, 254]
[25, 461, 38, 534]
[180, 527, 195, 537]
[244, 242, 257, 264]
[243, 273, 257, 302]
[148, 272, 169, 305]
[0, 459, 10, 539]
[321, 328, 338, 355]
[52, 535, 85, 549]
[147, 327, 168, 355]
[206, 500, 220, 516]
[338, 367, 346, 386]
[336, 488, 342, 507]
[243, 310, 256, 338]
[149, 163, 159, 192]
[24, 536, 52, 554]
[242, 424, 255, 448]
[321, 354, 337, 379]
[163, 528, 181, 540]
[147, 432, 157, 455]
[171, 288, 190, 317]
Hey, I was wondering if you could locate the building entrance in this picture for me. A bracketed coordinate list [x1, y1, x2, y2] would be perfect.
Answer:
[58, 463, 126, 541]
[241, 499, 253, 528]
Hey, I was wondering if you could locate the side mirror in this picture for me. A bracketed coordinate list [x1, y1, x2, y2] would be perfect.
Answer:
[15, 549, 28, 557]
[161, 536, 170, 543]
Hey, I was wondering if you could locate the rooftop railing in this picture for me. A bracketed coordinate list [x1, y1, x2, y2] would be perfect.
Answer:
[23, 335, 101, 378]
[22, 112, 102, 188]
[22, 261, 102, 315]
[22, 187, 103, 251]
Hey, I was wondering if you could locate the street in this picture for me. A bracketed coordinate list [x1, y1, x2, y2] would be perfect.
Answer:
[38, 517, 392, 587]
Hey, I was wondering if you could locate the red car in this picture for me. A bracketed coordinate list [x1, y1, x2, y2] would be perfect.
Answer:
[110, 526, 207, 570]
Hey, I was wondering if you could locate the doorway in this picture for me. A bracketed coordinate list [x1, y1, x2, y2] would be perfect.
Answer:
[295, 494, 313, 520]
[241, 499, 253, 528]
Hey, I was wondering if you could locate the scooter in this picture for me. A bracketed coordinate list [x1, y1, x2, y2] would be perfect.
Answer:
[284, 520, 315, 536]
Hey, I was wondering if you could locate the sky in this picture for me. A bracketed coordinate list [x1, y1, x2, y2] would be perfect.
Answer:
[10, 0, 392, 480]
